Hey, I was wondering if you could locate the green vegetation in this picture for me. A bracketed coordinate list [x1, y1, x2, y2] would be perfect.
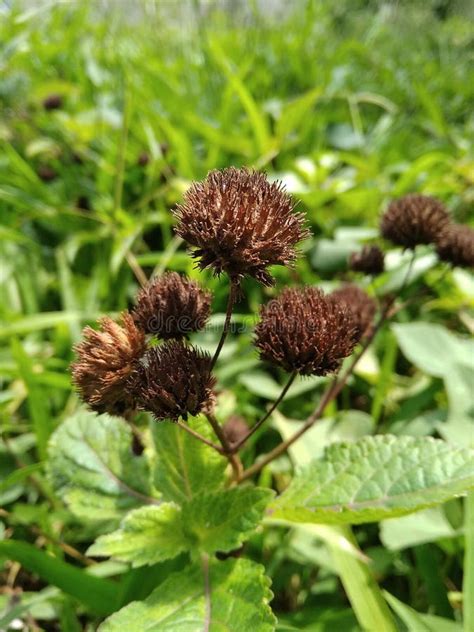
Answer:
[1, 1, 473, 630]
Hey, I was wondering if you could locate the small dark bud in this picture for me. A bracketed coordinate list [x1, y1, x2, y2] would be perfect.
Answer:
[174, 167, 311, 286]
[254, 287, 357, 376]
[130, 341, 216, 422]
[71, 313, 147, 415]
[349, 245, 384, 275]
[329, 284, 377, 340]
[137, 152, 150, 167]
[76, 195, 90, 211]
[43, 94, 63, 110]
[435, 224, 474, 269]
[37, 165, 57, 182]
[132, 272, 212, 338]
[381, 194, 450, 249]
[222, 415, 249, 447]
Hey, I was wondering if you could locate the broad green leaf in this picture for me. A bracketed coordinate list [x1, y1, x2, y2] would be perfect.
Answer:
[88, 504, 185, 567]
[380, 507, 459, 551]
[0, 540, 119, 616]
[99, 558, 276, 631]
[48, 410, 158, 525]
[88, 488, 272, 566]
[182, 487, 273, 554]
[152, 416, 226, 504]
[270, 436, 474, 525]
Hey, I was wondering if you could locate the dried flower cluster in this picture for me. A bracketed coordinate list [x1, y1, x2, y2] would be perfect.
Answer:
[381, 194, 450, 249]
[131, 342, 215, 421]
[329, 285, 377, 340]
[174, 167, 310, 286]
[255, 287, 357, 376]
[71, 313, 147, 415]
[349, 245, 384, 275]
[132, 272, 211, 338]
[435, 224, 474, 269]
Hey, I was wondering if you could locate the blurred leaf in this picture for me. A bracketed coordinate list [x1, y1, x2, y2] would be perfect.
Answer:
[380, 507, 459, 551]
[384, 591, 461, 632]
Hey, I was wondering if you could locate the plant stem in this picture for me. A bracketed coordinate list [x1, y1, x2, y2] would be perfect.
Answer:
[232, 371, 297, 452]
[205, 412, 243, 480]
[176, 420, 224, 453]
[210, 278, 240, 370]
[463, 491, 474, 632]
[331, 526, 398, 632]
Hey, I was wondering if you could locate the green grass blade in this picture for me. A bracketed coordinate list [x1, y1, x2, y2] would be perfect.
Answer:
[330, 526, 397, 632]
[0, 540, 119, 616]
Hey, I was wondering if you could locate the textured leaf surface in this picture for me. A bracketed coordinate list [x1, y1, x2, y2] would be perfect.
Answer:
[152, 417, 226, 503]
[182, 487, 273, 554]
[47, 410, 157, 524]
[87, 504, 185, 567]
[88, 487, 272, 566]
[99, 558, 276, 632]
[270, 436, 474, 525]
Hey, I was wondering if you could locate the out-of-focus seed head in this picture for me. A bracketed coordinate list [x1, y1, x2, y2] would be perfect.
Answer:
[130, 341, 216, 422]
[37, 165, 57, 182]
[254, 287, 357, 376]
[174, 167, 310, 286]
[71, 313, 147, 415]
[435, 224, 474, 269]
[329, 284, 377, 340]
[223, 415, 249, 447]
[43, 94, 63, 110]
[132, 272, 212, 338]
[349, 245, 385, 275]
[381, 194, 450, 249]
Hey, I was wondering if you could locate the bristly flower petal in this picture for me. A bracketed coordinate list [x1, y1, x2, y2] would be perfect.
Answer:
[174, 167, 311, 286]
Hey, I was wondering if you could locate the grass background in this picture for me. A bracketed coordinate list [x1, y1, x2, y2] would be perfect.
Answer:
[0, 0, 473, 629]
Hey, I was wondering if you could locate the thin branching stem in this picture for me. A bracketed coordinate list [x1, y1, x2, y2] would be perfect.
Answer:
[210, 278, 240, 370]
[206, 412, 243, 480]
[176, 420, 224, 453]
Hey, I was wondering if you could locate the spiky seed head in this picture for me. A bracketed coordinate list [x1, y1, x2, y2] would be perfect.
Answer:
[132, 272, 212, 339]
[254, 287, 357, 376]
[380, 194, 450, 249]
[349, 245, 385, 275]
[435, 224, 474, 269]
[71, 312, 147, 415]
[329, 284, 377, 340]
[130, 341, 216, 422]
[174, 167, 311, 286]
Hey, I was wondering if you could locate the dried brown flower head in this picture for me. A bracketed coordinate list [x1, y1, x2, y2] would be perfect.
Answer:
[329, 285, 377, 340]
[174, 167, 310, 286]
[381, 194, 450, 249]
[223, 415, 249, 447]
[254, 287, 357, 376]
[435, 224, 474, 269]
[71, 313, 147, 415]
[131, 341, 216, 421]
[349, 245, 385, 275]
[132, 272, 212, 338]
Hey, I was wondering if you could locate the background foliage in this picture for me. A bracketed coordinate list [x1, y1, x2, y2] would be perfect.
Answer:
[0, 1, 473, 630]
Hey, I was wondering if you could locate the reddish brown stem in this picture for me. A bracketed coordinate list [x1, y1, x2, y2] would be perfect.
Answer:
[206, 412, 243, 480]
[210, 278, 240, 370]
[176, 420, 224, 454]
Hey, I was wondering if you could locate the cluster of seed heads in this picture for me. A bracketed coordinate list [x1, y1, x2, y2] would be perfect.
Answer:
[71, 168, 473, 426]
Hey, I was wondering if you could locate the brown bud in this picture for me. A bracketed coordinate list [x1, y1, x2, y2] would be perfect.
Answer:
[131, 341, 216, 422]
[329, 284, 377, 340]
[132, 272, 212, 338]
[43, 94, 63, 110]
[174, 167, 310, 286]
[71, 313, 147, 415]
[254, 287, 357, 376]
[222, 415, 249, 447]
[37, 165, 57, 182]
[435, 224, 474, 269]
[381, 194, 450, 249]
[349, 245, 385, 275]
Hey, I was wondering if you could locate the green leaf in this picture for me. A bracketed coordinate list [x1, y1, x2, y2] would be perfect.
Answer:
[152, 416, 226, 504]
[88, 487, 272, 566]
[99, 558, 276, 631]
[384, 591, 462, 632]
[464, 491, 474, 632]
[88, 504, 185, 567]
[380, 507, 459, 551]
[0, 540, 119, 616]
[271, 436, 474, 525]
[48, 410, 158, 524]
[182, 487, 273, 554]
